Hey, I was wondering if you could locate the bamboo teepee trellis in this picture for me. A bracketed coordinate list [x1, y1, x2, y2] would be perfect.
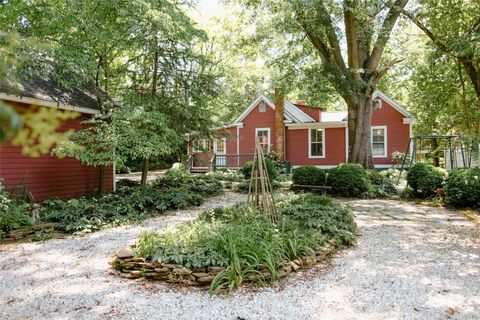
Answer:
[247, 141, 278, 223]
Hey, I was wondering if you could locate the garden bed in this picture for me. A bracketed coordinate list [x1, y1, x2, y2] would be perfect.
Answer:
[110, 193, 356, 293]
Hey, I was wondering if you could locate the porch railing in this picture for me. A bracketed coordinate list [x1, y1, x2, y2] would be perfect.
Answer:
[211, 154, 254, 170]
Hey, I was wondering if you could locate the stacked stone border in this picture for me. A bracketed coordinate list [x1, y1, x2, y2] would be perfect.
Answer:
[110, 238, 338, 286]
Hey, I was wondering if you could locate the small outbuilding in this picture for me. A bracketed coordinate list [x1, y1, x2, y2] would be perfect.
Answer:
[0, 74, 114, 201]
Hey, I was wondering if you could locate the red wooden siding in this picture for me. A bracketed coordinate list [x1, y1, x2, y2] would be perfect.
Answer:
[295, 105, 321, 122]
[371, 98, 410, 165]
[286, 127, 346, 167]
[0, 101, 113, 201]
[238, 101, 276, 154]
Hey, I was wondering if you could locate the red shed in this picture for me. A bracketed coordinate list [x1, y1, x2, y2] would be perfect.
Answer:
[188, 91, 414, 170]
[0, 75, 114, 201]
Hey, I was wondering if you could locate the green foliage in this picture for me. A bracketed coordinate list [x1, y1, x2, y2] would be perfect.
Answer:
[366, 170, 398, 198]
[292, 166, 326, 186]
[406, 163, 446, 198]
[326, 164, 372, 197]
[206, 170, 244, 182]
[40, 173, 222, 234]
[444, 168, 480, 208]
[135, 194, 356, 293]
[241, 159, 277, 181]
[276, 193, 356, 246]
[0, 183, 32, 236]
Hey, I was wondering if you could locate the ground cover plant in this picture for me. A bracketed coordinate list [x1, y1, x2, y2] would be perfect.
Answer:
[133, 193, 356, 293]
[39, 169, 223, 234]
[366, 170, 398, 198]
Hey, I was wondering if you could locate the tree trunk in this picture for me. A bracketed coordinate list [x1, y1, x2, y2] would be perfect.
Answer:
[98, 165, 105, 195]
[141, 158, 149, 186]
[347, 97, 375, 169]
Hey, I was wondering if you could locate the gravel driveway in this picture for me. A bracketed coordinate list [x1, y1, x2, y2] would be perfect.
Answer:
[1, 196, 479, 320]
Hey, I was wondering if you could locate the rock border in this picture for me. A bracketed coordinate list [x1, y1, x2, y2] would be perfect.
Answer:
[110, 239, 338, 286]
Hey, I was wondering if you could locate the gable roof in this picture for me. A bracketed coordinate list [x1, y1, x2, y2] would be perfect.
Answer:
[233, 94, 315, 124]
[0, 72, 102, 114]
[373, 90, 412, 118]
[232, 90, 412, 128]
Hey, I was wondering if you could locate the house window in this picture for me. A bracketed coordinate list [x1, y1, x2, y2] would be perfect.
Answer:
[192, 139, 209, 153]
[259, 101, 266, 112]
[213, 138, 226, 154]
[371, 126, 387, 157]
[309, 128, 325, 158]
[373, 99, 382, 110]
[255, 128, 270, 152]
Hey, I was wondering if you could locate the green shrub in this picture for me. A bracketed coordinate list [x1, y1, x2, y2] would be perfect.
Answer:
[326, 163, 372, 197]
[367, 170, 398, 198]
[444, 168, 480, 208]
[292, 166, 326, 186]
[406, 163, 446, 198]
[241, 159, 277, 181]
[206, 170, 244, 182]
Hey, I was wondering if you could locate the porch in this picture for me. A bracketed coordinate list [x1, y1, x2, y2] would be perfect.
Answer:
[188, 154, 254, 172]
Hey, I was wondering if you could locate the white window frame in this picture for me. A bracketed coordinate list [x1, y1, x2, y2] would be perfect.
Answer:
[258, 101, 266, 112]
[373, 98, 382, 110]
[255, 128, 271, 152]
[371, 125, 388, 158]
[308, 128, 326, 159]
[192, 139, 209, 153]
[213, 137, 227, 155]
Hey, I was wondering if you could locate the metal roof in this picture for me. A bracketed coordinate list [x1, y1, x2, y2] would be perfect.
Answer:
[284, 100, 316, 123]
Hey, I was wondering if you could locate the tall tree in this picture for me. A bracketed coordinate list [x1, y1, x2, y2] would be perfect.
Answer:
[402, 0, 480, 134]
[237, 0, 409, 168]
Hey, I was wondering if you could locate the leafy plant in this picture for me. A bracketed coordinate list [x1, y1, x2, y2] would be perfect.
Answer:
[326, 163, 372, 197]
[366, 170, 398, 198]
[444, 168, 480, 208]
[241, 159, 277, 181]
[0, 183, 32, 234]
[406, 163, 446, 198]
[292, 166, 326, 186]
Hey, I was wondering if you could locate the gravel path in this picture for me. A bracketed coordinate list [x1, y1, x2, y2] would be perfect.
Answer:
[1, 196, 479, 320]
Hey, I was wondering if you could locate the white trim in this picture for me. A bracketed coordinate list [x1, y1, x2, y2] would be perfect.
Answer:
[287, 121, 347, 129]
[236, 126, 240, 166]
[212, 123, 243, 130]
[291, 163, 394, 170]
[213, 137, 227, 155]
[373, 164, 394, 169]
[403, 118, 414, 124]
[345, 127, 349, 162]
[371, 125, 388, 158]
[373, 90, 413, 118]
[233, 94, 314, 125]
[0, 92, 100, 115]
[308, 128, 326, 159]
[292, 165, 337, 169]
[255, 127, 271, 152]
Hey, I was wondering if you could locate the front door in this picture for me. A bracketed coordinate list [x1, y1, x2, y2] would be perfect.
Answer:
[213, 138, 226, 166]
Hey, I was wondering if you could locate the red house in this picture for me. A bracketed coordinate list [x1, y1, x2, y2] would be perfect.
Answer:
[189, 91, 414, 170]
[0, 75, 114, 201]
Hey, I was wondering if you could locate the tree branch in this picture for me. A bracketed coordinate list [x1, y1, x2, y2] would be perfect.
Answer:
[366, 0, 409, 72]
[400, 8, 448, 52]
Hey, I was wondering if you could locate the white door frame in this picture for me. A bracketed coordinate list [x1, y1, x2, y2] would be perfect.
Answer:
[213, 138, 227, 166]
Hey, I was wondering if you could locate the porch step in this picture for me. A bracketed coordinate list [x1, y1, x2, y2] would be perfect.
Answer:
[190, 167, 209, 174]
